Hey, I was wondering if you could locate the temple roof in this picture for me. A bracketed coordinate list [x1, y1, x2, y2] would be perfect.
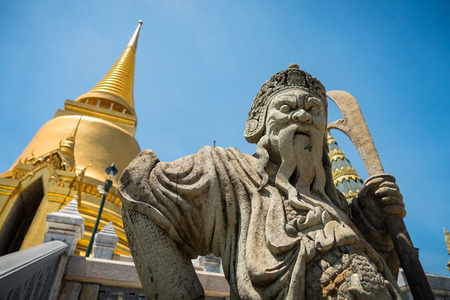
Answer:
[327, 131, 364, 203]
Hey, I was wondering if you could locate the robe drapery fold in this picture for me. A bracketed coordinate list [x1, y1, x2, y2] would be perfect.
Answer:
[119, 146, 401, 299]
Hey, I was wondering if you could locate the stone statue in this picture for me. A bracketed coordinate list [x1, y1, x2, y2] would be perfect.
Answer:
[119, 64, 406, 299]
[445, 228, 450, 272]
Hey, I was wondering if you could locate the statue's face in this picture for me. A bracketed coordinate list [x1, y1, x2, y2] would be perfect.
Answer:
[265, 88, 326, 163]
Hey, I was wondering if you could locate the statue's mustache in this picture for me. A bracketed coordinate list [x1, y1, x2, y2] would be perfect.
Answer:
[274, 125, 301, 202]
[256, 123, 322, 193]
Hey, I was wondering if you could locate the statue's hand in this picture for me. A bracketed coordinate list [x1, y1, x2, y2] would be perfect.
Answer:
[358, 174, 406, 223]
[355, 174, 405, 232]
[351, 174, 405, 278]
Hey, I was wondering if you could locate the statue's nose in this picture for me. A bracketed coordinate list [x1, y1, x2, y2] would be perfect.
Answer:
[292, 109, 312, 124]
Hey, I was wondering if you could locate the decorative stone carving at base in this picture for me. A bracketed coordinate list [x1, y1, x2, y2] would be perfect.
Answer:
[44, 196, 84, 256]
[44, 196, 85, 300]
[93, 221, 119, 260]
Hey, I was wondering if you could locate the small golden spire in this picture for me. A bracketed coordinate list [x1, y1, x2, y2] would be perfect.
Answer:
[59, 117, 82, 169]
[75, 21, 143, 116]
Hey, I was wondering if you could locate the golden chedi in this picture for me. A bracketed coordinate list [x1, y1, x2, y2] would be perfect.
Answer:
[0, 21, 143, 256]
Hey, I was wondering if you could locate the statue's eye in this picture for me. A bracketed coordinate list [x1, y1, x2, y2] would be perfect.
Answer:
[279, 104, 291, 113]
[309, 106, 319, 115]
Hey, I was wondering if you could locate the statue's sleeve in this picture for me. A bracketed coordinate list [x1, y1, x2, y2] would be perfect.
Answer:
[119, 147, 256, 298]
[119, 147, 233, 259]
[119, 149, 216, 299]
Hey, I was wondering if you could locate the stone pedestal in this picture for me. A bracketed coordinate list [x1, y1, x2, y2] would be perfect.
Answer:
[44, 196, 84, 256]
[44, 196, 84, 300]
[93, 221, 118, 259]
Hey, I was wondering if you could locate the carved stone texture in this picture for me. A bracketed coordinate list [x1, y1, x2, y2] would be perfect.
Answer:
[119, 64, 406, 299]
[93, 221, 119, 260]
[0, 240, 67, 300]
[45, 196, 85, 256]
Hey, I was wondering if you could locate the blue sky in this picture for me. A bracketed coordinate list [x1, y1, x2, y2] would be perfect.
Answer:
[1, 1, 449, 275]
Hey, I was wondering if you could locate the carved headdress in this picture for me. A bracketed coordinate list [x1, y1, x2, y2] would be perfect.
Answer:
[244, 64, 327, 143]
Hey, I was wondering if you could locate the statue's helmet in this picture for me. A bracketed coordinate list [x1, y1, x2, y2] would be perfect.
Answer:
[244, 64, 327, 143]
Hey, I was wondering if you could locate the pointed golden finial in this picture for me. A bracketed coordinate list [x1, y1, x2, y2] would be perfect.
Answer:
[128, 20, 143, 50]
[75, 21, 143, 117]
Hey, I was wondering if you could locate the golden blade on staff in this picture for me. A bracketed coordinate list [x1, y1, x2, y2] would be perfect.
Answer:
[327, 90, 434, 300]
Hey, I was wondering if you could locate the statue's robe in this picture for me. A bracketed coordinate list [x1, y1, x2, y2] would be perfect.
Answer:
[119, 146, 402, 299]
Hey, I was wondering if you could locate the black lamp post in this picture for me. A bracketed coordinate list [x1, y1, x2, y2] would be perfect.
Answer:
[85, 162, 118, 257]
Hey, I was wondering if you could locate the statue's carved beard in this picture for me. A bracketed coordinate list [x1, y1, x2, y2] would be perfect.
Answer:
[257, 124, 329, 210]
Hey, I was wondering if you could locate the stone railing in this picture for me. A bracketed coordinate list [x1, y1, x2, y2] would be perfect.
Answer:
[0, 197, 84, 300]
[0, 240, 68, 300]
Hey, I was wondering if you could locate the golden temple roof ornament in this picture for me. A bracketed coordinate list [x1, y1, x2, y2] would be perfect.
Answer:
[327, 131, 364, 202]
[128, 20, 143, 50]
[75, 21, 143, 117]
[59, 117, 81, 168]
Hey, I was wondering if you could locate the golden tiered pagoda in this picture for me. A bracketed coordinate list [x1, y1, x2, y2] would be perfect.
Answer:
[0, 22, 143, 256]
[327, 131, 364, 202]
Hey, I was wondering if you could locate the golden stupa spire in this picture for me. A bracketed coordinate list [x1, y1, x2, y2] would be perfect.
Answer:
[75, 21, 143, 116]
